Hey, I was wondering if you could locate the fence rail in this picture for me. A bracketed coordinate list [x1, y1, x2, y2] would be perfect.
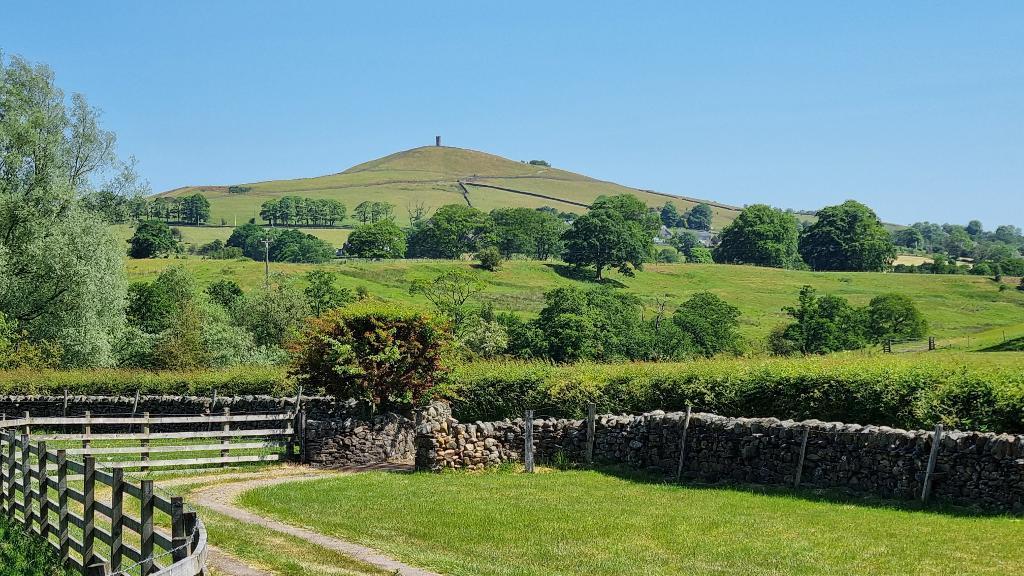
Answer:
[0, 409, 304, 575]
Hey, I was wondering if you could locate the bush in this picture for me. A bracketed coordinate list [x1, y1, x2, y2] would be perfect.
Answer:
[476, 246, 503, 271]
[444, 356, 1024, 433]
[0, 515, 74, 575]
[289, 303, 452, 410]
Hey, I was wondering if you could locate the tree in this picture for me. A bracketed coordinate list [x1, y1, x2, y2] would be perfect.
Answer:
[688, 246, 714, 263]
[776, 286, 866, 355]
[531, 286, 649, 362]
[672, 292, 742, 357]
[128, 220, 178, 258]
[798, 201, 896, 271]
[270, 229, 336, 263]
[476, 246, 503, 271]
[892, 228, 924, 250]
[562, 195, 654, 280]
[943, 226, 974, 258]
[714, 204, 801, 268]
[233, 277, 311, 347]
[0, 55, 129, 367]
[180, 193, 210, 225]
[206, 280, 243, 309]
[303, 270, 354, 316]
[966, 220, 984, 237]
[344, 221, 406, 259]
[669, 230, 699, 256]
[660, 202, 682, 227]
[686, 203, 713, 231]
[406, 205, 494, 259]
[409, 270, 485, 324]
[864, 294, 927, 343]
[289, 304, 451, 411]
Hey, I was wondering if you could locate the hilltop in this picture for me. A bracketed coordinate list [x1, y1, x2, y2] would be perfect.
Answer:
[158, 145, 745, 228]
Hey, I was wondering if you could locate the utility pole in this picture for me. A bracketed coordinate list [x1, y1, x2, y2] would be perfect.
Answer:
[262, 236, 271, 288]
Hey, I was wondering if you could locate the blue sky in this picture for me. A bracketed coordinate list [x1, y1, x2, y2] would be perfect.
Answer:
[2, 2, 1021, 227]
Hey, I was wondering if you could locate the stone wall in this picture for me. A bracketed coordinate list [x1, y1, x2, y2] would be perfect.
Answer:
[304, 413, 416, 468]
[415, 402, 1024, 512]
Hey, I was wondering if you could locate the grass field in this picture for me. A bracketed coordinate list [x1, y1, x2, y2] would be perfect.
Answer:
[239, 468, 1024, 576]
[157, 146, 745, 229]
[125, 257, 1024, 343]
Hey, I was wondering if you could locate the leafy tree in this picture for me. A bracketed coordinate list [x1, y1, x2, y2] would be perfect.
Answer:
[406, 204, 494, 259]
[864, 294, 928, 343]
[531, 286, 649, 362]
[128, 220, 178, 258]
[206, 280, 243, 309]
[456, 314, 509, 358]
[0, 55, 130, 366]
[943, 226, 974, 258]
[409, 270, 485, 324]
[687, 246, 714, 263]
[994, 225, 1022, 245]
[775, 286, 866, 355]
[233, 277, 311, 347]
[180, 193, 210, 225]
[669, 230, 699, 256]
[660, 202, 682, 227]
[686, 203, 713, 231]
[344, 221, 406, 258]
[714, 204, 801, 268]
[798, 201, 896, 271]
[562, 195, 654, 279]
[671, 292, 742, 357]
[303, 270, 354, 316]
[966, 220, 984, 237]
[271, 229, 336, 263]
[892, 228, 925, 250]
[476, 246, 503, 271]
[289, 304, 451, 411]
[489, 207, 566, 259]
[655, 247, 682, 263]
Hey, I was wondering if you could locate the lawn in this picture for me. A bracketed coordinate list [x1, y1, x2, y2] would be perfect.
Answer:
[125, 257, 1024, 343]
[239, 469, 1024, 576]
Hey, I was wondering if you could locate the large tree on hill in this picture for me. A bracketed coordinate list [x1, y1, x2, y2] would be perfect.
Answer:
[490, 207, 567, 259]
[345, 220, 406, 258]
[713, 204, 801, 268]
[128, 220, 178, 258]
[0, 54, 130, 367]
[406, 204, 493, 259]
[798, 201, 896, 271]
[686, 203, 713, 231]
[562, 194, 655, 280]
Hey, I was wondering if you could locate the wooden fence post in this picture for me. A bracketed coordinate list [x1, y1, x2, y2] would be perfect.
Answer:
[82, 456, 96, 568]
[0, 433, 6, 514]
[62, 389, 69, 433]
[85, 562, 110, 576]
[140, 479, 154, 576]
[171, 496, 187, 562]
[921, 423, 944, 503]
[221, 407, 231, 467]
[56, 450, 68, 563]
[5, 432, 14, 519]
[83, 410, 92, 452]
[23, 411, 30, 436]
[36, 442, 48, 540]
[183, 510, 198, 556]
[141, 412, 150, 473]
[110, 468, 124, 572]
[675, 406, 692, 481]
[299, 410, 307, 464]
[585, 403, 596, 465]
[523, 410, 534, 473]
[794, 427, 810, 488]
[129, 389, 140, 433]
[21, 433, 32, 529]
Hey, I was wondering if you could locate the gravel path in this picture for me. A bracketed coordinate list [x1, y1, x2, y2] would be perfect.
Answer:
[168, 465, 439, 576]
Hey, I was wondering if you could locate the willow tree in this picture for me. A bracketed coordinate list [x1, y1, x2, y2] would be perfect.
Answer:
[0, 54, 134, 366]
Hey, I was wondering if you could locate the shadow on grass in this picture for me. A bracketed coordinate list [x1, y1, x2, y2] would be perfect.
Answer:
[583, 463, 1019, 520]
[980, 336, 1024, 352]
[544, 263, 626, 287]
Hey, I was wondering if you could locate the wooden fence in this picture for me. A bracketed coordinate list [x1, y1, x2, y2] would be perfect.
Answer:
[0, 409, 304, 575]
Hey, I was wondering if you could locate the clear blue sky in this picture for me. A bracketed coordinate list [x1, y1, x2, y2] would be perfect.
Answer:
[3, 2, 1021, 227]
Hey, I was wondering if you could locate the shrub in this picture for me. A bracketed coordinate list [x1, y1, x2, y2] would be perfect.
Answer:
[687, 246, 713, 263]
[476, 246, 503, 271]
[289, 304, 452, 410]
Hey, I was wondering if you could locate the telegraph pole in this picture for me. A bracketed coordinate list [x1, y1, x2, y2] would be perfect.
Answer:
[262, 236, 271, 288]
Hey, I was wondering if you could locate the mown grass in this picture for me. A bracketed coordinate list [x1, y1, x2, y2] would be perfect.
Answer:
[125, 257, 1024, 343]
[238, 468, 1024, 576]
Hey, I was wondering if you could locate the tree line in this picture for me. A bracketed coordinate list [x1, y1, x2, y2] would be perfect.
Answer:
[260, 196, 347, 227]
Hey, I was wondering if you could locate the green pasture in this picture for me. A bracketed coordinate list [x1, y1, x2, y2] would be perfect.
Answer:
[239, 468, 1024, 576]
[124, 257, 1024, 342]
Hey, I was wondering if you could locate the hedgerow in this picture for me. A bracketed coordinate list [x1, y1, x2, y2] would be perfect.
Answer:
[443, 355, 1024, 433]
[0, 366, 290, 396]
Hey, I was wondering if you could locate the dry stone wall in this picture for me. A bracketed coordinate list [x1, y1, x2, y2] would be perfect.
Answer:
[415, 402, 1024, 512]
[304, 413, 416, 467]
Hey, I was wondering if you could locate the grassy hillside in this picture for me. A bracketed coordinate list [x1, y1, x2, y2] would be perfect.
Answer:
[125, 257, 1024, 344]
[158, 146, 744, 229]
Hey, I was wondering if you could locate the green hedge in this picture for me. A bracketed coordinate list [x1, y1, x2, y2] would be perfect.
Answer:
[0, 516, 73, 576]
[443, 355, 1024, 433]
[0, 366, 291, 396]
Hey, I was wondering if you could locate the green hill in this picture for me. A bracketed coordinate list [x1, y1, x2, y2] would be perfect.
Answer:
[158, 145, 745, 229]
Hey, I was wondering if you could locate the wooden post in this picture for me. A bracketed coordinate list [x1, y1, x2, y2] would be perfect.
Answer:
[221, 407, 231, 467]
[85, 562, 110, 576]
[585, 403, 597, 465]
[183, 510, 198, 556]
[83, 410, 92, 452]
[171, 496, 187, 562]
[5, 432, 14, 519]
[794, 427, 810, 488]
[62, 389, 69, 433]
[299, 410, 307, 464]
[141, 412, 150, 474]
[140, 479, 154, 575]
[675, 406, 693, 481]
[56, 450, 69, 563]
[23, 410, 30, 436]
[36, 442, 48, 540]
[110, 468, 124, 571]
[929, 336, 936, 351]
[921, 423, 944, 503]
[21, 433, 32, 529]
[523, 410, 534, 473]
[82, 456, 96, 568]
[0, 433, 6, 514]
[129, 389, 140, 433]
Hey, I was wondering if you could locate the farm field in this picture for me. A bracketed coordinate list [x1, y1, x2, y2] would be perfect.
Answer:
[157, 146, 746, 229]
[124, 257, 1024, 343]
[239, 468, 1024, 576]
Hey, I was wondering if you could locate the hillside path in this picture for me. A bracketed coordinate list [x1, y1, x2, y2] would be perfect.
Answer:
[161, 465, 441, 576]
